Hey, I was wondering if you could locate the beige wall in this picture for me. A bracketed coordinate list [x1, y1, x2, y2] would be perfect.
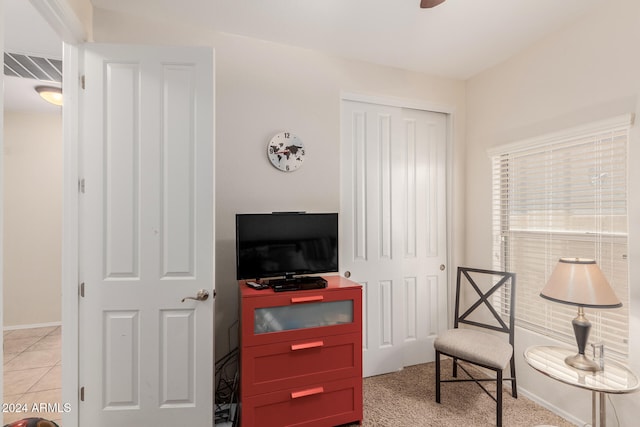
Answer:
[65, 0, 92, 40]
[92, 7, 467, 360]
[3, 111, 63, 327]
[466, 0, 640, 424]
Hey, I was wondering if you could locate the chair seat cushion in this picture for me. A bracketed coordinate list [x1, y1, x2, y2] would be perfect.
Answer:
[434, 328, 513, 369]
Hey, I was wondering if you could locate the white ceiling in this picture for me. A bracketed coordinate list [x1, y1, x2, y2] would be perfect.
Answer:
[92, 0, 607, 78]
[5, 0, 607, 112]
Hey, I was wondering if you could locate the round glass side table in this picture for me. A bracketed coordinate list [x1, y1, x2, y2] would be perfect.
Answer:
[524, 345, 639, 427]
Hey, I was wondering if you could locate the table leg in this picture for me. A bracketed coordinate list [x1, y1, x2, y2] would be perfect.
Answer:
[592, 391, 596, 427]
[599, 391, 606, 427]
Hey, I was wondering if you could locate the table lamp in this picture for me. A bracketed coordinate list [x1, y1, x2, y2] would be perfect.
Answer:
[539, 258, 621, 372]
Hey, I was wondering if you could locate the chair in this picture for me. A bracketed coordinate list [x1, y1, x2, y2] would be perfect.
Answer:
[434, 267, 517, 427]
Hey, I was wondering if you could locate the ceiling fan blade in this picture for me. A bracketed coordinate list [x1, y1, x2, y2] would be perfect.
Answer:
[420, 0, 446, 8]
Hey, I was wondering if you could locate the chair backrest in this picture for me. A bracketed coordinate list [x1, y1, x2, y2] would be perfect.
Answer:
[454, 267, 516, 346]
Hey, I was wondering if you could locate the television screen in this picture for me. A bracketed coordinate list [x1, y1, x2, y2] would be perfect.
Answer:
[235, 212, 338, 280]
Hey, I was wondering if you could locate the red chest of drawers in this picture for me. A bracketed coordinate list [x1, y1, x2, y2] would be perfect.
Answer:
[238, 276, 363, 427]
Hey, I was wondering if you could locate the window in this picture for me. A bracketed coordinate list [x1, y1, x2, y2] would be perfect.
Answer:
[489, 115, 631, 359]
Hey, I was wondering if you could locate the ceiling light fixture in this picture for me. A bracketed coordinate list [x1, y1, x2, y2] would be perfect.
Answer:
[35, 85, 63, 106]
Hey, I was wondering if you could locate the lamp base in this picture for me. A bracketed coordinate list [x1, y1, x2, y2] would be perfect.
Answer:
[565, 306, 602, 372]
[565, 353, 602, 372]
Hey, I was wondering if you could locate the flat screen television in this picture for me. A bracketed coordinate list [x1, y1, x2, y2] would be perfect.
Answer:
[235, 212, 338, 281]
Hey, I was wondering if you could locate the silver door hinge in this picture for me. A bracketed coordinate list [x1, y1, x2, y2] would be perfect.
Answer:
[80, 282, 85, 298]
[79, 178, 85, 193]
[81, 75, 85, 90]
[80, 386, 85, 401]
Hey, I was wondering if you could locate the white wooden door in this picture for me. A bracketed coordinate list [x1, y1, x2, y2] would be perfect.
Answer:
[78, 44, 214, 426]
[341, 99, 448, 377]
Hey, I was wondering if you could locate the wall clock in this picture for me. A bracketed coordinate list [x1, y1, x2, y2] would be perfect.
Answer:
[267, 132, 305, 172]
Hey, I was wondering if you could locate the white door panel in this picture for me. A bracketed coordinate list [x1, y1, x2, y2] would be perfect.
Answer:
[341, 100, 448, 377]
[79, 44, 214, 426]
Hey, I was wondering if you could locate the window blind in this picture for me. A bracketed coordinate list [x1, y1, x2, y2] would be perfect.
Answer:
[489, 115, 631, 359]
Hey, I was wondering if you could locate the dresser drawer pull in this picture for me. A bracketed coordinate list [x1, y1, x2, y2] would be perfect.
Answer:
[291, 386, 324, 399]
[291, 340, 324, 351]
[291, 295, 324, 304]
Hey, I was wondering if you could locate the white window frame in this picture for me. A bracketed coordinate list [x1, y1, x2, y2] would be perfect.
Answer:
[488, 114, 632, 360]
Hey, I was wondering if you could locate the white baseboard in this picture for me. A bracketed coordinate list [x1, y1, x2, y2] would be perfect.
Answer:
[518, 387, 585, 427]
[4, 321, 62, 331]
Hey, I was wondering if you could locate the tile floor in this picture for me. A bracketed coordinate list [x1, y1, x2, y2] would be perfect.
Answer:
[3, 326, 62, 425]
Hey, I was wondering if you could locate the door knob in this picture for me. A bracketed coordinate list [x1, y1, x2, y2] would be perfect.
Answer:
[181, 289, 209, 303]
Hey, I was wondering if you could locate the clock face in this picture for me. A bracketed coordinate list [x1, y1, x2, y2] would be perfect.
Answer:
[267, 132, 305, 172]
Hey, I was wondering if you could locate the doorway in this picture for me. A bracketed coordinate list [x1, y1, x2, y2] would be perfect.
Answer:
[2, 0, 64, 424]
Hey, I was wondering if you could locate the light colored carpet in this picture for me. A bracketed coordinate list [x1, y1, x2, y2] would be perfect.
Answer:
[352, 359, 575, 427]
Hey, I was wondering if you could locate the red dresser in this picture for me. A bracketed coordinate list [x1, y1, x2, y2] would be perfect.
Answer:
[239, 276, 363, 426]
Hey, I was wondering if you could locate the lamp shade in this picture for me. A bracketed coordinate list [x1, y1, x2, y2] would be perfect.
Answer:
[540, 258, 621, 308]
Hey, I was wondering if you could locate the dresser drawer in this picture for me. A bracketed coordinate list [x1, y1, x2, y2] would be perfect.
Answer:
[242, 332, 361, 396]
[241, 377, 363, 427]
[241, 288, 362, 347]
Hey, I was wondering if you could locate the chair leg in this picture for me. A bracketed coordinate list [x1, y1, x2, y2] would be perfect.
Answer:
[510, 357, 518, 398]
[435, 350, 442, 403]
[496, 369, 503, 427]
[452, 356, 458, 378]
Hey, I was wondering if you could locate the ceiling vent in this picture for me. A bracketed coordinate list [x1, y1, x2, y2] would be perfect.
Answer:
[3, 52, 62, 83]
